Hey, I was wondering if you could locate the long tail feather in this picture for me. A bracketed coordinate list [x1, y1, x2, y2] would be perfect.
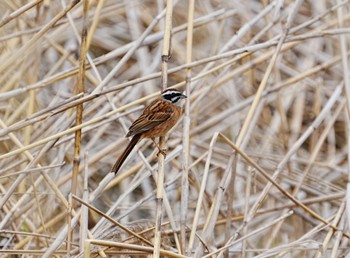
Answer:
[111, 134, 142, 174]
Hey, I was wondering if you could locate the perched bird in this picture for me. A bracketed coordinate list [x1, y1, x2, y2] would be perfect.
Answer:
[111, 89, 187, 174]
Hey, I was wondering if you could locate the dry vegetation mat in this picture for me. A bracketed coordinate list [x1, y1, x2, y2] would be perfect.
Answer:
[0, 0, 350, 257]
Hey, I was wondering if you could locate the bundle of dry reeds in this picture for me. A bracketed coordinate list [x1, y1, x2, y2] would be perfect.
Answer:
[1, 0, 350, 257]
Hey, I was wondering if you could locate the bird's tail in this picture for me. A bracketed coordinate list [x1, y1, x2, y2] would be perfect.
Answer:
[111, 134, 142, 174]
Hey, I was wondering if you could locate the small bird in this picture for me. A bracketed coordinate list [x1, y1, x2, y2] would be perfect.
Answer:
[111, 89, 187, 174]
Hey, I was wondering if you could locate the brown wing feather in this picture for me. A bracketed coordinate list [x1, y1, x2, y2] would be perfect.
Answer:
[126, 99, 173, 137]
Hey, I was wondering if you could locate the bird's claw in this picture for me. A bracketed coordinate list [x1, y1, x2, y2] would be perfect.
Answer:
[157, 148, 167, 158]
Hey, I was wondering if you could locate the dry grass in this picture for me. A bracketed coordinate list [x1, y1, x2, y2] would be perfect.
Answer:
[0, 0, 350, 257]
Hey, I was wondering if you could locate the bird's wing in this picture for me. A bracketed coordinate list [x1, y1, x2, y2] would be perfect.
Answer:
[126, 101, 173, 137]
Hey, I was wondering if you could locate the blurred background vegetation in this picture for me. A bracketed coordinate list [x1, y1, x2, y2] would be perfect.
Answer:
[0, 0, 350, 257]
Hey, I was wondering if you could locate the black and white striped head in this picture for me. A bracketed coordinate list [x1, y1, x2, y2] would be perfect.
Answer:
[161, 89, 187, 106]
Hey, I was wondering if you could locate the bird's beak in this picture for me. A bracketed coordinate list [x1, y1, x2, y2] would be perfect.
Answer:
[181, 94, 187, 99]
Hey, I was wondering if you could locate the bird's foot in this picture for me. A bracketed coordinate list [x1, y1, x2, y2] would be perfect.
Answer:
[156, 148, 167, 158]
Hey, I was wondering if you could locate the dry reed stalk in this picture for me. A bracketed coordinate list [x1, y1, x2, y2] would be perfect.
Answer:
[72, 194, 153, 246]
[181, 0, 195, 254]
[84, 239, 189, 258]
[68, 0, 89, 252]
[188, 132, 219, 254]
[153, 0, 174, 256]
[79, 152, 89, 252]
[315, 201, 345, 258]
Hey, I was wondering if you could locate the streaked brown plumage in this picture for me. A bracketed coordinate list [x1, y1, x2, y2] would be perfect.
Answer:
[111, 89, 187, 174]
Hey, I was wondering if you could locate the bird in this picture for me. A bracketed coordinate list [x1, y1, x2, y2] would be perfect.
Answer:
[111, 89, 187, 174]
